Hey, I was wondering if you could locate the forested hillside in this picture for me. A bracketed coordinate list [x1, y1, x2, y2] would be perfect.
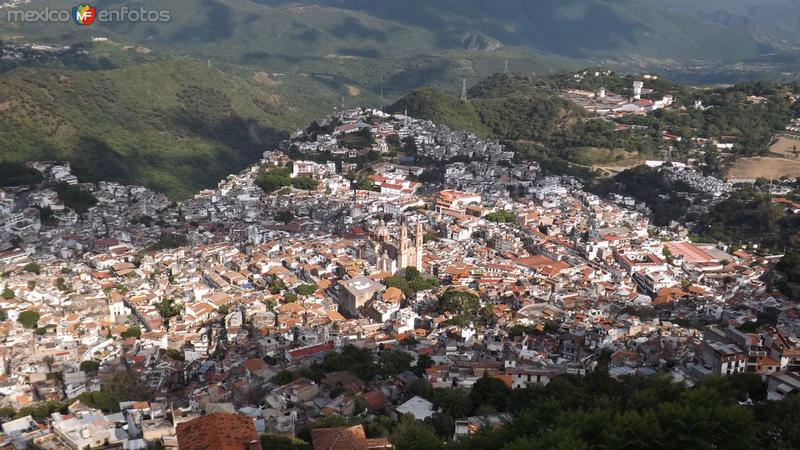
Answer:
[0, 41, 365, 199]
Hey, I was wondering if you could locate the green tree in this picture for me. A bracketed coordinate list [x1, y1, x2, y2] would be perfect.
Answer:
[76, 390, 116, 412]
[121, 326, 142, 339]
[79, 360, 100, 373]
[404, 379, 434, 402]
[469, 375, 511, 413]
[54, 183, 98, 213]
[432, 388, 471, 419]
[297, 284, 318, 296]
[378, 350, 414, 377]
[55, 277, 68, 292]
[16, 400, 65, 421]
[154, 298, 182, 319]
[273, 370, 298, 386]
[485, 210, 517, 223]
[269, 277, 287, 294]
[291, 177, 320, 190]
[260, 434, 311, 450]
[22, 262, 40, 274]
[306, 344, 379, 382]
[165, 349, 184, 361]
[413, 354, 433, 376]
[390, 414, 443, 450]
[756, 395, 800, 449]
[100, 369, 154, 410]
[18, 310, 40, 328]
[149, 233, 188, 251]
[274, 210, 295, 224]
[425, 412, 455, 439]
[437, 289, 481, 326]
[256, 167, 292, 193]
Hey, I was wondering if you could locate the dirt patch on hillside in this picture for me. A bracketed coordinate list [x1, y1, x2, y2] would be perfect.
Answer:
[726, 157, 800, 180]
[0, 99, 16, 114]
[768, 136, 800, 158]
[252, 72, 281, 86]
[345, 84, 361, 97]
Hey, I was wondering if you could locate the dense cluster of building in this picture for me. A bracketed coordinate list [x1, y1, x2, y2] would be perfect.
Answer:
[290, 109, 513, 164]
[0, 109, 798, 449]
[563, 75, 674, 116]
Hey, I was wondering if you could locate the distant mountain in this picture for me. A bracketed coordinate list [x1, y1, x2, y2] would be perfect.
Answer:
[652, 0, 800, 50]
[3, 0, 799, 94]
[248, 0, 766, 60]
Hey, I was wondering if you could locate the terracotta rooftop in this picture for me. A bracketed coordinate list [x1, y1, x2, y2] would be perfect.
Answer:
[312, 425, 369, 450]
[176, 413, 261, 450]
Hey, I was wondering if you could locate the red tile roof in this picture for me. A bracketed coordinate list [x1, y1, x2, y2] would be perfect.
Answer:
[665, 241, 716, 264]
[288, 342, 335, 359]
[176, 413, 261, 450]
[312, 425, 368, 450]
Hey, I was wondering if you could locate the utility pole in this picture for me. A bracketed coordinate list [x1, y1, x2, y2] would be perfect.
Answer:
[461, 78, 467, 101]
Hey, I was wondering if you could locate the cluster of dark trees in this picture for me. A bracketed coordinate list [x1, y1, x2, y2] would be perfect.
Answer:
[383, 266, 440, 297]
[484, 210, 517, 223]
[385, 371, 797, 450]
[255, 166, 319, 193]
[261, 369, 800, 450]
[693, 187, 789, 248]
[54, 183, 98, 214]
[149, 232, 188, 251]
[0, 162, 43, 187]
[590, 164, 694, 225]
[275, 344, 419, 384]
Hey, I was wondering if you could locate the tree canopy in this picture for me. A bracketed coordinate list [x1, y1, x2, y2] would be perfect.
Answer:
[18, 310, 40, 329]
[376, 372, 788, 450]
[79, 360, 100, 373]
[383, 267, 439, 297]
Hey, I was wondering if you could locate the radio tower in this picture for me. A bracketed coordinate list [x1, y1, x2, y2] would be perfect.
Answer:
[461, 78, 468, 101]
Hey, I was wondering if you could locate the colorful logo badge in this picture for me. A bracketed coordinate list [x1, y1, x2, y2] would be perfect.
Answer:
[73, 4, 96, 26]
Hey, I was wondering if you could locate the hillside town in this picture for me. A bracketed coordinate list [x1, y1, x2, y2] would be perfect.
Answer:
[0, 108, 799, 450]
